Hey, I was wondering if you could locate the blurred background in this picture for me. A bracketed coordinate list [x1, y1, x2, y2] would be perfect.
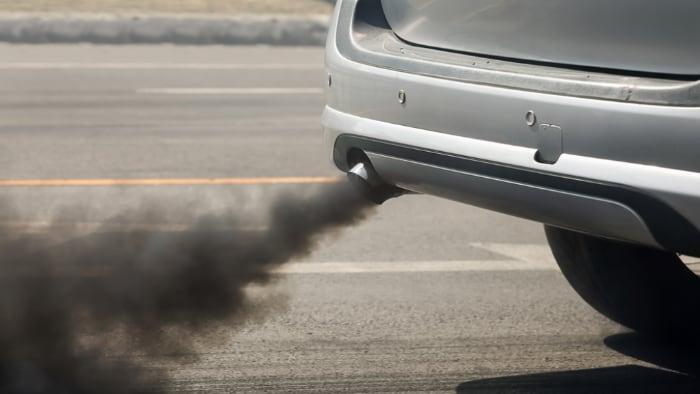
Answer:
[0, 0, 334, 13]
[0, 1, 695, 393]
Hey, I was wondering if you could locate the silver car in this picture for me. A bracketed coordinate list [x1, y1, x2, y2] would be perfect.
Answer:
[323, 0, 700, 340]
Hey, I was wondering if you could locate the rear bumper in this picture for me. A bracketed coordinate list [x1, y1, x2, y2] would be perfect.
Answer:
[323, 0, 700, 255]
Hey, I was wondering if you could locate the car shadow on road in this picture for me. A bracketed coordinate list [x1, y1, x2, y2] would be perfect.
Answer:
[456, 333, 699, 393]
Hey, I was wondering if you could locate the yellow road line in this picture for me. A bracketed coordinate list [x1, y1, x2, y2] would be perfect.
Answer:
[0, 177, 340, 187]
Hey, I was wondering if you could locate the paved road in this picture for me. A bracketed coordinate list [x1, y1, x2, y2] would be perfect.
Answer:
[0, 44, 697, 393]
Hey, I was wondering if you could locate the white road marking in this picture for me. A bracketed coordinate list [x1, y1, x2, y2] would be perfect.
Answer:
[680, 255, 699, 264]
[0, 62, 320, 70]
[680, 255, 700, 275]
[471, 243, 558, 268]
[137, 88, 324, 95]
[276, 242, 558, 274]
[476, 243, 700, 274]
[274, 259, 559, 274]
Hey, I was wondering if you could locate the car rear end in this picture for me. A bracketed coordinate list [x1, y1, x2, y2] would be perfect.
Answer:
[322, 0, 700, 257]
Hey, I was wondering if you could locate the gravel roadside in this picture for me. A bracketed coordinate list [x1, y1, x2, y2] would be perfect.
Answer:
[0, 0, 334, 45]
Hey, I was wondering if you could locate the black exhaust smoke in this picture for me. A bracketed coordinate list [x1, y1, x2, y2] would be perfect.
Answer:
[0, 181, 374, 393]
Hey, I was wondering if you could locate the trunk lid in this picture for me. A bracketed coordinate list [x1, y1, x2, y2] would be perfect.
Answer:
[381, 0, 700, 76]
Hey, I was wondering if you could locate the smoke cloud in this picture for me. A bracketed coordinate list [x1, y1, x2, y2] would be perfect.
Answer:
[0, 181, 374, 393]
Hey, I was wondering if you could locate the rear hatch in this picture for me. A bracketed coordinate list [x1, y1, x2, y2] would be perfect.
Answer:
[381, 0, 700, 77]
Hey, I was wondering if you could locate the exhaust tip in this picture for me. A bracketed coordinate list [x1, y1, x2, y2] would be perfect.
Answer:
[347, 162, 405, 205]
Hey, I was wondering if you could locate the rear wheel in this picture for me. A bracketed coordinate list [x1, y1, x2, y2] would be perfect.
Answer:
[545, 225, 700, 342]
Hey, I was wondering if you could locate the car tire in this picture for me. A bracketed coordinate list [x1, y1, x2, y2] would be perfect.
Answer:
[545, 225, 700, 343]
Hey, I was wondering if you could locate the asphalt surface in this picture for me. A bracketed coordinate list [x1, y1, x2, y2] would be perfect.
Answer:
[1, 44, 698, 393]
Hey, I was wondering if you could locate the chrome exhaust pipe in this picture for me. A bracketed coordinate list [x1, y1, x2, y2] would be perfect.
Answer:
[347, 162, 405, 205]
